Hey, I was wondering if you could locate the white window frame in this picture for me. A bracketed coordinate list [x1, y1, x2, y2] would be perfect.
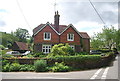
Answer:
[67, 33, 74, 41]
[42, 45, 51, 54]
[44, 32, 51, 40]
[70, 45, 75, 50]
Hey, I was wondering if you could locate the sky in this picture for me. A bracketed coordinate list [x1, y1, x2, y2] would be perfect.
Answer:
[0, 0, 119, 37]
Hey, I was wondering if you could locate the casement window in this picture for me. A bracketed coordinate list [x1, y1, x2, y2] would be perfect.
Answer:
[67, 33, 74, 41]
[44, 32, 51, 40]
[42, 45, 51, 53]
[70, 45, 75, 50]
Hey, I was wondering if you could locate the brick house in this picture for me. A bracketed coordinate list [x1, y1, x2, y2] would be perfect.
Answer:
[33, 11, 90, 53]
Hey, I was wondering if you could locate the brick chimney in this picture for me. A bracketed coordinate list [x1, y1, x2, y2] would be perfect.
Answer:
[54, 11, 60, 32]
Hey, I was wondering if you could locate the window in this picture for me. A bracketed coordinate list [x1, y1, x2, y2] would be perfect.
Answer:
[67, 33, 74, 41]
[70, 45, 75, 50]
[42, 45, 51, 53]
[44, 32, 51, 40]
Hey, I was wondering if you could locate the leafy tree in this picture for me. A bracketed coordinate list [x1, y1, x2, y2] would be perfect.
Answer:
[0, 32, 19, 48]
[91, 26, 118, 50]
[13, 28, 30, 42]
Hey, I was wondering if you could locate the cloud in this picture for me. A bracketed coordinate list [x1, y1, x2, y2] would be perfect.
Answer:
[57, 1, 118, 25]
[0, 0, 118, 36]
[0, 20, 6, 27]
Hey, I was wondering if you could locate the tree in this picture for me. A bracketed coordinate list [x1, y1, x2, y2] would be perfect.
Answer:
[91, 26, 118, 50]
[0, 32, 19, 48]
[13, 28, 30, 42]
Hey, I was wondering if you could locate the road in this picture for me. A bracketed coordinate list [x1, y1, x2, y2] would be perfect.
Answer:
[1, 56, 119, 80]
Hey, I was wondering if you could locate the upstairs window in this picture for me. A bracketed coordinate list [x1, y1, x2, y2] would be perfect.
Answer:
[67, 33, 74, 41]
[44, 32, 51, 40]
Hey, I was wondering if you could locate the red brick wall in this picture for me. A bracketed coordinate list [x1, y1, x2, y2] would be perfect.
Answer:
[60, 27, 81, 45]
[34, 25, 59, 44]
[82, 39, 90, 52]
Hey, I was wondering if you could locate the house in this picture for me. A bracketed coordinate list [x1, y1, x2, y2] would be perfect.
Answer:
[33, 11, 90, 53]
[12, 41, 29, 53]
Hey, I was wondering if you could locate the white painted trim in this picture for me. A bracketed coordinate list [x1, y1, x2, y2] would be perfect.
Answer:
[34, 22, 60, 36]
[43, 32, 51, 40]
[67, 33, 74, 41]
[42, 44, 51, 54]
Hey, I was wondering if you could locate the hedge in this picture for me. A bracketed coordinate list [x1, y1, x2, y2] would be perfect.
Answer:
[3, 53, 115, 69]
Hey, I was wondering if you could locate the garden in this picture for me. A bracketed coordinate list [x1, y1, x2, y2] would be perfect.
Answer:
[1, 43, 116, 72]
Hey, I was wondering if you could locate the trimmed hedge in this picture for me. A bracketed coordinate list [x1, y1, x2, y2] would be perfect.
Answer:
[47, 54, 114, 69]
[3, 52, 115, 70]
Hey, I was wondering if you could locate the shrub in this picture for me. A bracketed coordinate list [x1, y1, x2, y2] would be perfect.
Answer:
[34, 60, 47, 72]
[2, 63, 10, 72]
[33, 52, 45, 57]
[47, 55, 102, 69]
[0, 45, 5, 50]
[50, 43, 75, 56]
[20, 64, 35, 71]
[2, 60, 9, 66]
[49, 62, 71, 72]
[22, 54, 34, 58]
[9, 63, 20, 71]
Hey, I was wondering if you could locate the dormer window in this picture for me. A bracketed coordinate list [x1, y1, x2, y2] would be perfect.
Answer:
[67, 33, 74, 41]
[44, 32, 51, 40]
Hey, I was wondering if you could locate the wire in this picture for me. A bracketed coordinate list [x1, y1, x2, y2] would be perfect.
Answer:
[16, 0, 32, 30]
[89, 0, 106, 25]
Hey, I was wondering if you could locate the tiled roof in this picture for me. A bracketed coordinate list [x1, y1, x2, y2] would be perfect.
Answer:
[33, 24, 45, 35]
[33, 24, 68, 34]
[15, 41, 29, 50]
[33, 24, 90, 39]
[79, 32, 90, 39]
[51, 24, 68, 33]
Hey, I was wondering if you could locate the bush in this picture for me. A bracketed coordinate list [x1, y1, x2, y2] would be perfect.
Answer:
[49, 62, 71, 72]
[2, 63, 10, 72]
[34, 60, 47, 72]
[50, 43, 75, 56]
[47, 55, 102, 69]
[33, 52, 45, 57]
[22, 54, 34, 58]
[0, 45, 5, 50]
[9, 63, 20, 71]
[2, 60, 9, 66]
[20, 64, 35, 71]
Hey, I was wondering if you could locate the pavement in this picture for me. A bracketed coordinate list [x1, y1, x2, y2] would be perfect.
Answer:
[1, 55, 119, 80]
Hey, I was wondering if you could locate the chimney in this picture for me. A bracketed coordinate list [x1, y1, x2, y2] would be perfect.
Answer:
[54, 11, 60, 32]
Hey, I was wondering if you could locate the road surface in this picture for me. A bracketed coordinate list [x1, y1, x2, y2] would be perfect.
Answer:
[1, 56, 119, 80]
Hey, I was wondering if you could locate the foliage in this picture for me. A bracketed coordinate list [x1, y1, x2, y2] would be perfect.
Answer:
[0, 32, 19, 48]
[75, 52, 89, 55]
[47, 55, 102, 69]
[0, 45, 5, 50]
[12, 28, 30, 42]
[22, 54, 34, 58]
[34, 60, 47, 72]
[2, 63, 10, 72]
[20, 64, 35, 71]
[91, 26, 119, 50]
[33, 52, 46, 57]
[49, 62, 71, 72]
[50, 43, 75, 56]
[2, 60, 10, 66]
[9, 63, 20, 71]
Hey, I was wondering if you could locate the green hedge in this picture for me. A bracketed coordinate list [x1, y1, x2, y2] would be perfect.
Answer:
[47, 54, 114, 69]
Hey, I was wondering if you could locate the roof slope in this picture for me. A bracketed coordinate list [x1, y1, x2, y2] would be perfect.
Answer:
[79, 32, 90, 39]
[15, 41, 29, 50]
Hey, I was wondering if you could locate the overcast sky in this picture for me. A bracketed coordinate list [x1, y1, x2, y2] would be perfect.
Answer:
[0, 0, 119, 37]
